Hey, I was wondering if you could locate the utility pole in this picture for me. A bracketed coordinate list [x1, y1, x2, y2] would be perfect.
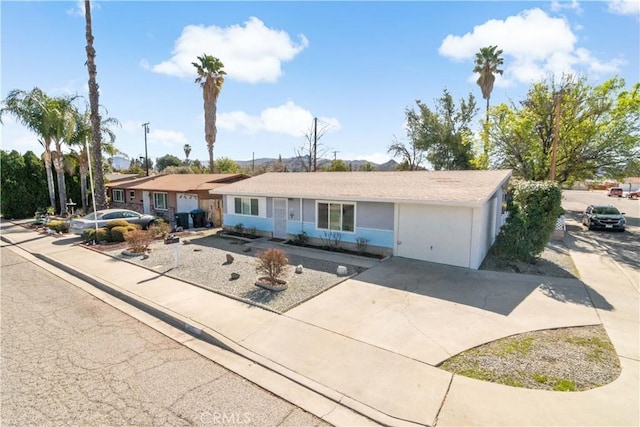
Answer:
[549, 92, 561, 182]
[333, 150, 339, 161]
[313, 117, 317, 172]
[142, 122, 150, 176]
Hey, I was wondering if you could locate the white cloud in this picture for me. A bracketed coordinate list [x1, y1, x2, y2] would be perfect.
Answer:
[607, 0, 640, 15]
[66, 0, 100, 17]
[550, 0, 582, 13]
[218, 101, 341, 137]
[439, 8, 625, 86]
[148, 129, 189, 149]
[152, 17, 308, 83]
[139, 59, 150, 70]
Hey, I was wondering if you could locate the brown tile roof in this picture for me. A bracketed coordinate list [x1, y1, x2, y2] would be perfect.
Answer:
[106, 174, 247, 192]
[212, 170, 512, 207]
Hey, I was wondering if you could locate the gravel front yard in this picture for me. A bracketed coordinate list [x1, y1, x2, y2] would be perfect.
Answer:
[106, 234, 364, 313]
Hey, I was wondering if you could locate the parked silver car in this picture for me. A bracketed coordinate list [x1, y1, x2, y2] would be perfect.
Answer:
[69, 209, 157, 235]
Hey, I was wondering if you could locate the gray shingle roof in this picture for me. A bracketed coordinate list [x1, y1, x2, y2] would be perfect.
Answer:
[212, 170, 512, 207]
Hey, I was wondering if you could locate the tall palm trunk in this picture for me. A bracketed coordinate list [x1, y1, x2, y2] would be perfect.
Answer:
[52, 151, 68, 215]
[42, 146, 56, 208]
[85, 0, 107, 209]
[204, 85, 216, 173]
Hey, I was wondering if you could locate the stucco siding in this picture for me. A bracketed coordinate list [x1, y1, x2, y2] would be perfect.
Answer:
[223, 213, 272, 231]
[356, 202, 394, 230]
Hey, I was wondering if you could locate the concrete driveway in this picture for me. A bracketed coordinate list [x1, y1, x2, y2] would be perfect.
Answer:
[287, 256, 604, 366]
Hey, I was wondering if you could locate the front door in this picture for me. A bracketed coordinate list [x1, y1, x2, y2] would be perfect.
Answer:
[273, 198, 287, 239]
[142, 191, 151, 214]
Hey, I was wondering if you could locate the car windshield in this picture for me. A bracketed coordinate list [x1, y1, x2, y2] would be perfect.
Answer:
[593, 207, 620, 215]
[83, 212, 97, 220]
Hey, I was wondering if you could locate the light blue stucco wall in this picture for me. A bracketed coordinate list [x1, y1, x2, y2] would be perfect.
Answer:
[222, 196, 395, 248]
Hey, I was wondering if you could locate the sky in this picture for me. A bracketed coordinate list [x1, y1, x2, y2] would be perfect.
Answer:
[1, 0, 639, 166]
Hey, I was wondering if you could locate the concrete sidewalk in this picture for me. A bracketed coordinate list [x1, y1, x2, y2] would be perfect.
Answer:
[2, 221, 638, 426]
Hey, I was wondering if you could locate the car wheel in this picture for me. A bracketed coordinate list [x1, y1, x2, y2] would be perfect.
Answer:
[146, 220, 155, 230]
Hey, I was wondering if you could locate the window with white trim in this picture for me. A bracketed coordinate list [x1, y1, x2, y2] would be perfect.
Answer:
[154, 192, 168, 210]
[234, 197, 258, 216]
[129, 190, 136, 200]
[317, 202, 355, 232]
[112, 189, 124, 203]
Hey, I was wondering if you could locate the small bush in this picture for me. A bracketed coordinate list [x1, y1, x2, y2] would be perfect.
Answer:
[356, 236, 369, 253]
[255, 248, 290, 283]
[47, 220, 69, 233]
[233, 223, 245, 235]
[105, 219, 130, 229]
[247, 226, 257, 237]
[110, 226, 129, 242]
[81, 228, 95, 242]
[125, 229, 153, 253]
[149, 219, 170, 238]
[294, 231, 308, 246]
[96, 227, 111, 242]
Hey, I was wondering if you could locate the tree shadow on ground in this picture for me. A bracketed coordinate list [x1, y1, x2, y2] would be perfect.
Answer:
[240, 287, 281, 306]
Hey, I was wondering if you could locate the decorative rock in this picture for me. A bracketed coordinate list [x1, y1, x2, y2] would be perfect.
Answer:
[182, 239, 192, 245]
[230, 272, 240, 280]
[225, 254, 235, 264]
[193, 248, 202, 252]
[295, 265, 304, 274]
[141, 253, 150, 260]
[336, 265, 348, 276]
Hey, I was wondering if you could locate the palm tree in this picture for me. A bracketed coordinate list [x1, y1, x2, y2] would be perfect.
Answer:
[473, 45, 504, 164]
[84, 0, 107, 209]
[47, 95, 78, 215]
[192, 54, 226, 173]
[68, 107, 119, 212]
[474, 45, 504, 122]
[1, 88, 58, 210]
[183, 143, 192, 164]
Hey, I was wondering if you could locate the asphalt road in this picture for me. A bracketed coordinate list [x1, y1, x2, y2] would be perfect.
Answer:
[561, 189, 639, 283]
[0, 247, 329, 427]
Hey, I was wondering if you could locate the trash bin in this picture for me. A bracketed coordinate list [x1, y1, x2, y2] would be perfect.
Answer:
[175, 212, 190, 229]
[190, 209, 206, 228]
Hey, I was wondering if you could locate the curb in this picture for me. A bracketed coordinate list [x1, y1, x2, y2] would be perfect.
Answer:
[28, 249, 420, 427]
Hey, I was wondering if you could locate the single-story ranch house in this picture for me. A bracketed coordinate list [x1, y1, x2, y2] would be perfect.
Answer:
[212, 170, 512, 269]
[106, 173, 247, 227]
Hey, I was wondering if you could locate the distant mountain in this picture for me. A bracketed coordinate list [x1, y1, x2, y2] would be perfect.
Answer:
[235, 156, 399, 172]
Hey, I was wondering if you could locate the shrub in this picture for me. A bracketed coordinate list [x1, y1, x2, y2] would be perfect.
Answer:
[356, 236, 369, 253]
[96, 227, 111, 242]
[233, 223, 245, 235]
[149, 219, 170, 238]
[110, 226, 129, 242]
[47, 220, 69, 233]
[125, 229, 153, 253]
[293, 231, 308, 246]
[492, 181, 562, 263]
[255, 248, 290, 284]
[105, 219, 130, 229]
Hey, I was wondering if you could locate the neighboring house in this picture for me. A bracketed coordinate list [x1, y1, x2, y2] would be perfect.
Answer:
[106, 173, 248, 227]
[212, 170, 512, 269]
[105, 173, 141, 183]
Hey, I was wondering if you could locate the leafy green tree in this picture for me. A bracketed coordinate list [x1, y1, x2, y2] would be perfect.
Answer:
[183, 144, 192, 164]
[156, 154, 182, 172]
[322, 159, 349, 171]
[489, 75, 639, 184]
[358, 161, 376, 171]
[192, 54, 226, 173]
[0, 150, 48, 218]
[215, 157, 242, 173]
[408, 89, 478, 170]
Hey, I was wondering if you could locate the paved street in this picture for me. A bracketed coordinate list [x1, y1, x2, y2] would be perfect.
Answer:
[1, 247, 329, 427]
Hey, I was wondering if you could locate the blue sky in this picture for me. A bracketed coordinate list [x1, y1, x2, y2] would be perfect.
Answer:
[1, 1, 639, 166]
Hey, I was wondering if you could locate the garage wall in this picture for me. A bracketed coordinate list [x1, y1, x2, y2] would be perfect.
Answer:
[395, 204, 473, 268]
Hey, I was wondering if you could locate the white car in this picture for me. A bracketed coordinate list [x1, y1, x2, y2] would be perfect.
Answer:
[69, 209, 157, 235]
